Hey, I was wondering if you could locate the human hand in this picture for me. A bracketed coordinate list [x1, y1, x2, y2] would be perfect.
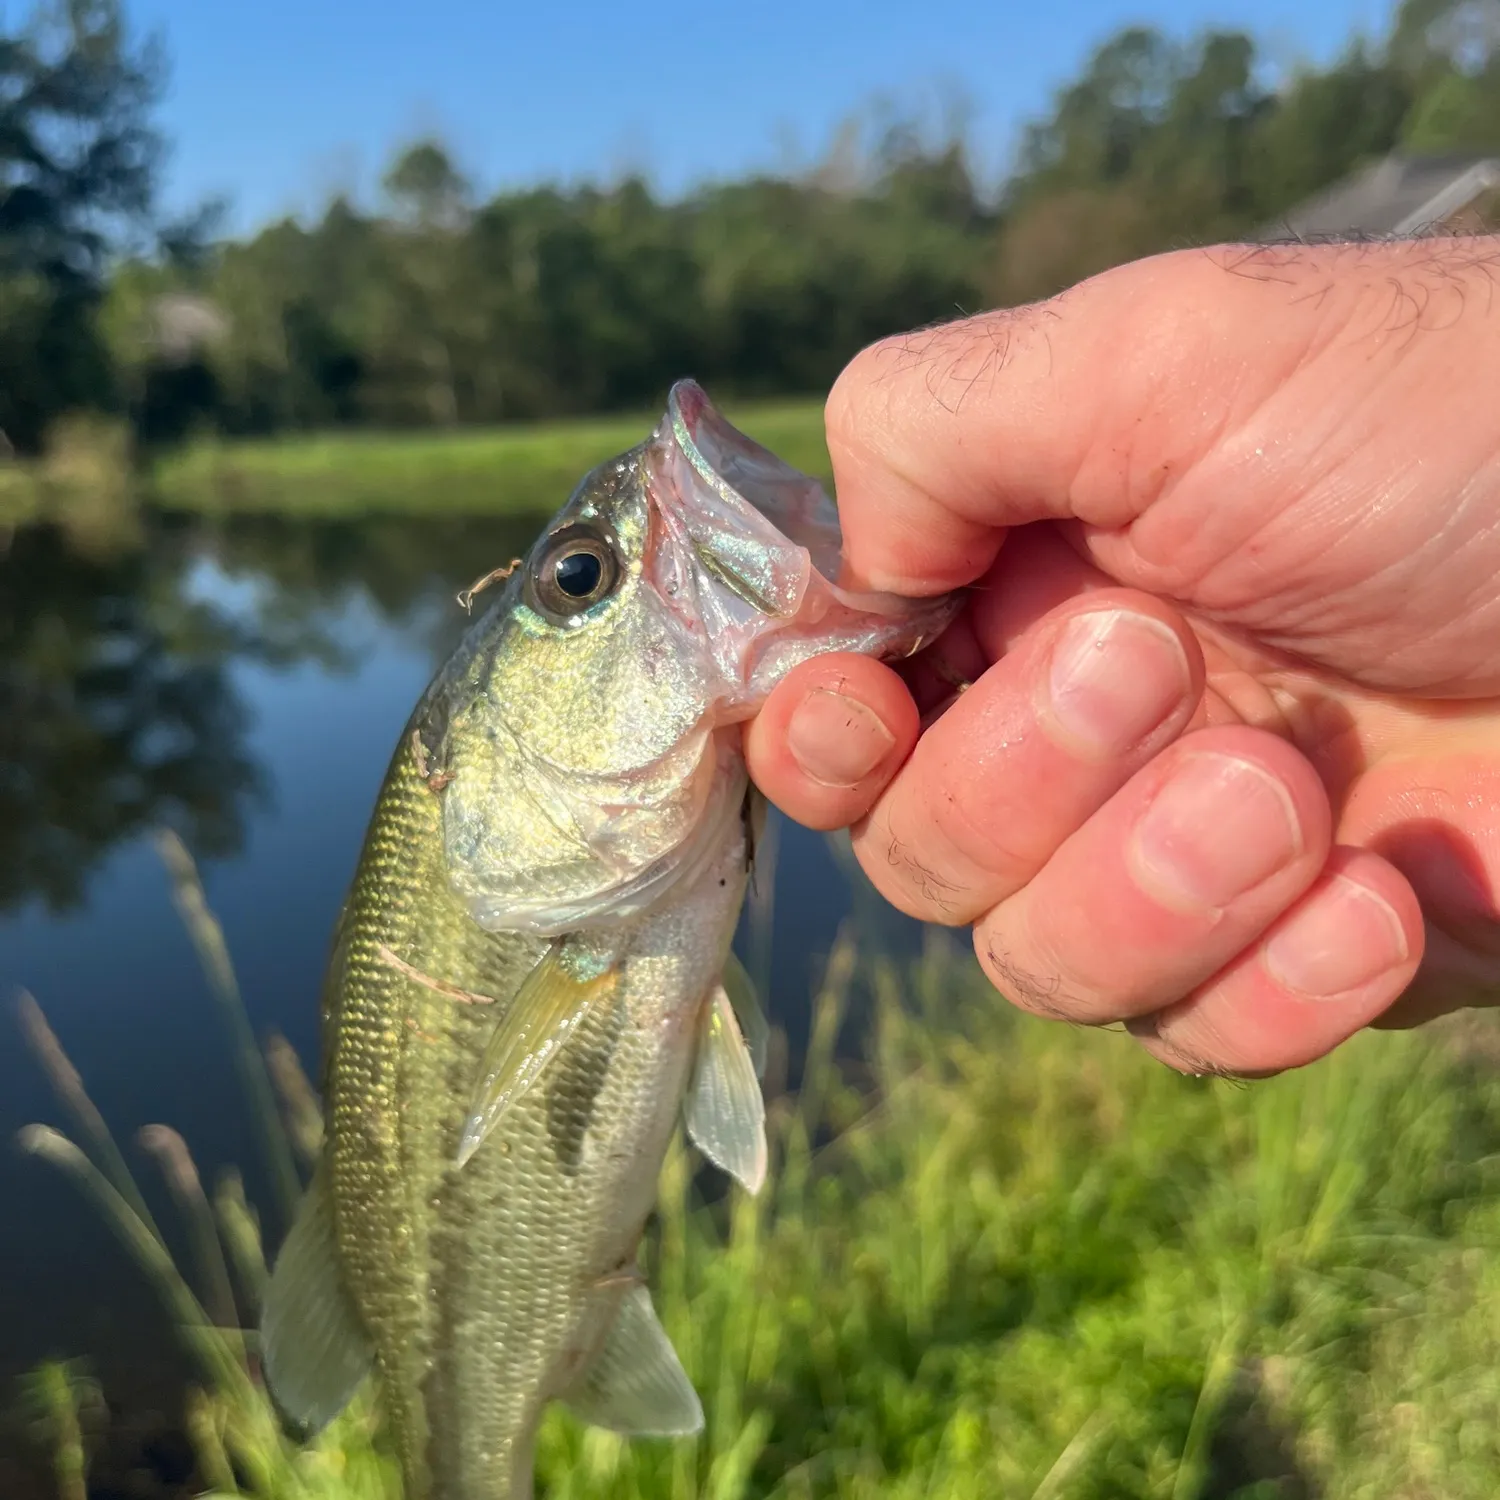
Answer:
[747, 237, 1500, 1076]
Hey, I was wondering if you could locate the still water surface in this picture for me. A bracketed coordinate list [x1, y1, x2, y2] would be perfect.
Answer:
[0, 510, 923, 1408]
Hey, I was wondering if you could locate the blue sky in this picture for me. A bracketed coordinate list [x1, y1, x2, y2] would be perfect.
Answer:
[129, 0, 1392, 233]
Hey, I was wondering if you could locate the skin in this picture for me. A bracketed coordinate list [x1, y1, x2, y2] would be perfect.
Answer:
[745, 235, 1500, 1078]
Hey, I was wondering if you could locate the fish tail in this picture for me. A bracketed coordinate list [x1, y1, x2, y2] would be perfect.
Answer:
[423, 1435, 534, 1500]
[425, 1475, 531, 1500]
[502, 1436, 535, 1500]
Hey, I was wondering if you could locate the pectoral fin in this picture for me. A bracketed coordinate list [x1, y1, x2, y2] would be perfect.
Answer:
[260, 1164, 373, 1435]
[565, 1284, 703, 1436]
[683, 984, 767, 1195]
[721, 950, 768, 1080]
[457, 939, 619, 1168]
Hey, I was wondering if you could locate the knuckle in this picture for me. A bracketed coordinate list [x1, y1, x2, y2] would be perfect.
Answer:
[978, 935, 1080, 1022]
[855, 817, 974, 925]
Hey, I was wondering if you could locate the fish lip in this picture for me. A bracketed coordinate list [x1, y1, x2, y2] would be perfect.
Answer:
[646, 379, 961, 706]
[664, 379, 844, 590]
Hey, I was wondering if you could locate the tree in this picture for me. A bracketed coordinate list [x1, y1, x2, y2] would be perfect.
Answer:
[0, 0, 164, 449]
[1391, 0, 1500, 149]
[383, 138, 470, 232]
[992, 28, 1272, 303]
[1249, 47, 1410, 221]
[41, 0, 1500, 445]
[373, 139, 477, 424]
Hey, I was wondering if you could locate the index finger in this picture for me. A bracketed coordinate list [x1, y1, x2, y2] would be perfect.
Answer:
[823, 242, 1372, 594]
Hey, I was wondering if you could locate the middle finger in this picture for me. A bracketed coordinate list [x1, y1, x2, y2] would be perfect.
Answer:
[852, 589, 1203, 924]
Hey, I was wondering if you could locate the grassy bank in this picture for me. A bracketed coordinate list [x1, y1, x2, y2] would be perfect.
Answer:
[16, 838, 1500, 1499]
[151, 400, 832, 517]
[0, 399, 832, 528]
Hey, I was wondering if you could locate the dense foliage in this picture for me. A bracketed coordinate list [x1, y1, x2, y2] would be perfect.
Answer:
[6, 0, 1500, 453]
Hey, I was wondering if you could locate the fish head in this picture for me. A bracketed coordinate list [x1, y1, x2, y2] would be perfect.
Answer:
[425, 380, 960, 938]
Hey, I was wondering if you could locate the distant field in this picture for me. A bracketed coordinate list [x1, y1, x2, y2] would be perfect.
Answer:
[148, 399, 832, 517]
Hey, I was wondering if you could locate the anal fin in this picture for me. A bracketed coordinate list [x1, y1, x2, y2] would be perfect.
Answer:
[564, 1284, 703, 1437]
[260, 1164, 373, 1435]
[683, 983, 768, 1195]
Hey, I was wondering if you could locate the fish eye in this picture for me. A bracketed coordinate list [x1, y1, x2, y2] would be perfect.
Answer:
[555, 550, 602, 597]
[526, 525, 621, 622]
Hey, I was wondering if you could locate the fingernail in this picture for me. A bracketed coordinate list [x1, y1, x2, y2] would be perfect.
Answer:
[1045, 610, 1191, 758]
[1131, 754, 1302, 911]
[786, 689, 896, 788]
[1265, 876, 1409, 996]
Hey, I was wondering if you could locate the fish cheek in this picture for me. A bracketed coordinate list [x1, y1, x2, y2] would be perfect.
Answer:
[543, 991, 625, 1177]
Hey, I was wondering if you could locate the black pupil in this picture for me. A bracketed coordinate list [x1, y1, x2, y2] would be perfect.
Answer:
[554, 549, 603, 599]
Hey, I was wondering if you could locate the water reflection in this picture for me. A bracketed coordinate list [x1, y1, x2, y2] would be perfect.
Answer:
[205, 511, 542, 649]
[0, 521, 260, 915]
[0, 506, 543, 1406]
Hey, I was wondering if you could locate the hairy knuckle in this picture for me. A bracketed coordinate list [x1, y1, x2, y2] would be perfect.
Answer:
[979, 938, 1078, 1021]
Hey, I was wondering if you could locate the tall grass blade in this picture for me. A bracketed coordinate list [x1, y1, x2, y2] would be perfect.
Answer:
[216, 1166, 269, 1312]
[265, 1028, 325, 1166]
[154, 829, 303, 1221]
[1172, 1312, 1248, 1500]
[1029, 1411, 1110, 1500]
[15, 990, 164, 1244]
[138, 1125, 243, 1346]
[17, 1125, 256, 1410]
[17, 1360, 97, 1500]
[184, 1387, 239, 1495]
[799, 922, 855, 1136]
[743, 806, 778, 1028]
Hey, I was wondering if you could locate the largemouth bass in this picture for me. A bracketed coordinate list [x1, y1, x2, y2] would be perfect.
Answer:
[259, 382, 956, 1500]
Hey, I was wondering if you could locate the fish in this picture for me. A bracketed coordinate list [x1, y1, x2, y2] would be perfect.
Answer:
[258, 380, 958, 1500]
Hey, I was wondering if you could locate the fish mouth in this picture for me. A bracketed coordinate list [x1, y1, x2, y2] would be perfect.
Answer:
[663, 380, 843, 615]
[645, 380, 959, 713]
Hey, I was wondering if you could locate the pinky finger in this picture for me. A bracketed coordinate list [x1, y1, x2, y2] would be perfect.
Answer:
[1128, 847, 1425, 1077]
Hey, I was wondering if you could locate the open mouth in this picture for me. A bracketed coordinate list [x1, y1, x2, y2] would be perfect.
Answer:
[654, 379, 942, 622]
[645, 380, 960, 707]
[665, 380, 845, 610]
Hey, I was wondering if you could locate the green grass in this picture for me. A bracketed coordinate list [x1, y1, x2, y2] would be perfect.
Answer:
[538, 951, 1500, 1500]
[0, 398, 833, 529]
[150, 400, 832, 518]
[18, 842, 1500, 1498]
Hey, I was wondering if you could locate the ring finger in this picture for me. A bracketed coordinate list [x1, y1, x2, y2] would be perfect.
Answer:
[974, 726, 1333, 1025]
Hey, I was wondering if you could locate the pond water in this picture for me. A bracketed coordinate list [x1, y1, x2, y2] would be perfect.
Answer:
[0, 509, 926, 1414]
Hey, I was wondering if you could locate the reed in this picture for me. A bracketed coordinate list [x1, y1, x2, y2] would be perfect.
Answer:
[16, 835, 398, 1499]
[154, 829, 303, 1223]
[14, 1361, 101, 1500]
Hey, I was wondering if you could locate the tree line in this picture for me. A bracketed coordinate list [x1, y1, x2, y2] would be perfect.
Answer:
[4, 0, 1500, 454]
